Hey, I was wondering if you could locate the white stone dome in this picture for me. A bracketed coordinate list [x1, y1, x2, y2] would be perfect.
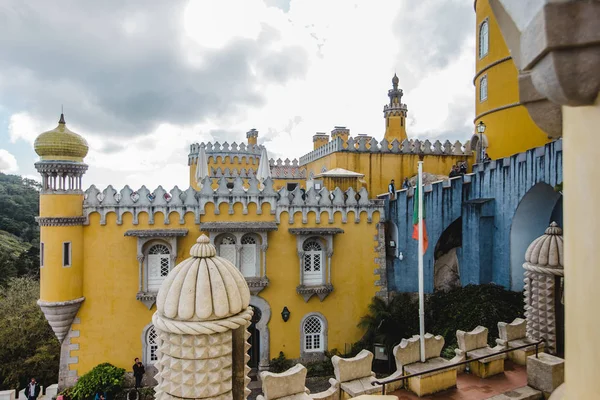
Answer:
[156, 234, 250, 321]
[524, 222, 564, 268]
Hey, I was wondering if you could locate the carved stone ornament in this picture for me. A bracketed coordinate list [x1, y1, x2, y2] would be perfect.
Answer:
[136, 292, 157, 310]
[245, 277, 270, 296]
[296, 284, 334, 302]
[36, 216, 86, 226]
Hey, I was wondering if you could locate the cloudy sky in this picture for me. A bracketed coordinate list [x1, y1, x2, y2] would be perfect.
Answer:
[0, 0, 475, 189]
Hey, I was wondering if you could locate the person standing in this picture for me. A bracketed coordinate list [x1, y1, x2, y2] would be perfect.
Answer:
[24, 378, 41, 400]
[388, 179, 396, 200]
[402, 177, 411, 189]
[133, 358, 145, 389]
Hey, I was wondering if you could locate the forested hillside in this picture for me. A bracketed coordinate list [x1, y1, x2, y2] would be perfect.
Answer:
[0, 173, 41, 284]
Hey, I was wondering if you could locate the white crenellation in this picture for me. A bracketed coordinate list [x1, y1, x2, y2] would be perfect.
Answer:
[298, 136, 473, 166]
[83, 176, 384, 226]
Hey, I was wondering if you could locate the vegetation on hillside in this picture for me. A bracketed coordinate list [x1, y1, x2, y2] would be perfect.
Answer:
[0, 277, 60, 390]
[0, 173, 41, 283]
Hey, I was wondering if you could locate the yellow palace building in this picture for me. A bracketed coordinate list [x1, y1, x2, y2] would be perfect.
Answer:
[35, 76, 472, 388]
[472, 0, 551, 160]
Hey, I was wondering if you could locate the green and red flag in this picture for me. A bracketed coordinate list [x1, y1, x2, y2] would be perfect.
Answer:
[412, 187, 428, 252]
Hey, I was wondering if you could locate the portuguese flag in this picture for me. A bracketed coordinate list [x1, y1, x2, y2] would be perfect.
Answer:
[412, 186, 428, 252]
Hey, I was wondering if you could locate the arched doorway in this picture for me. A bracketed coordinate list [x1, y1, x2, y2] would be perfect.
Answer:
[433, 218, 462, 292]
[510, 183, 563, 291]
[249, 295, 271, 371]
[248, 306, 262, 374]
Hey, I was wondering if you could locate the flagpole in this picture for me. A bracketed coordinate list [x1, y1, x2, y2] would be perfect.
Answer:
[418, 160, 425, 362]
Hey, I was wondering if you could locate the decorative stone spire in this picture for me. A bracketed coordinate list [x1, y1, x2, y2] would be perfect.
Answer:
[383, 73, 408, 143]
[523, 222, 564, 354]
[153, 234, 253, 400]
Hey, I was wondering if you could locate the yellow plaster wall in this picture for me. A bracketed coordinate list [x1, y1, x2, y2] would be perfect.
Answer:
[384, 116, 407, 143]
[39, 225, 84, 302]
[305, 152, 471, 196]
[69, 204, 380, 376]
[475, 0, 550, 159]
[40, 194, 83, 216]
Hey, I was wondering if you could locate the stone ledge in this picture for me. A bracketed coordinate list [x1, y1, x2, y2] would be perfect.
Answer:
[296, 284, 334, 302]
[136, 292, 157, 310]
[289, 228, 344, 235]
[125, 229, 188, 238]
[200, 221, 278, 232]
[36, 216, 86, 226]
[246, 277, 270, 295]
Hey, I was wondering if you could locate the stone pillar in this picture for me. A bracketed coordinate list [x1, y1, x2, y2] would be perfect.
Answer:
[152, 235, 252, 400]
[522, 222, 564, 354]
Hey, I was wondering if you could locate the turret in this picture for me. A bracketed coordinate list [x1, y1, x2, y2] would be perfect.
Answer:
[313, 132, 329, 150]
[331, 126, 350, 144]
[383, 73, 408, 143]
[34, 113, 88, 346]
[246, 128, 258, 146]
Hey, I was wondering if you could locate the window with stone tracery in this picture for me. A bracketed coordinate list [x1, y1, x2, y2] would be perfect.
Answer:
[147, 244, 170, 292]
[480, 75, 488, 102]
[479, 19, 489, 58]
[303, 240, 323, 286]
[217, 234, 237, 266]
[302, 315, 325, 352]
[144, 325, 159, 365]
[240, 234, 258, 277]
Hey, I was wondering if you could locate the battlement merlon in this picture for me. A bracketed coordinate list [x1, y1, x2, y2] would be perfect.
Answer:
[299, 136, 473, 166]
[188, 141, 265, 165]
[82, 176, 384, 226]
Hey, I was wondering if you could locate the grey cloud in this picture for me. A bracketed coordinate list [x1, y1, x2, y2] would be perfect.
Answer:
[392, 0, 473, 90]
[0, 0, 309, 139]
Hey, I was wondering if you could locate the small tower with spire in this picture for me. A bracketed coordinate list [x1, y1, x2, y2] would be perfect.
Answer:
[246, 128, 258, 146]
[33, 112, 89, 389]
[383, 73, 408, 143]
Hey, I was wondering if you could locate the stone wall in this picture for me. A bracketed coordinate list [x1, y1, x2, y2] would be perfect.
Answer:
[383, 139, 563, 293]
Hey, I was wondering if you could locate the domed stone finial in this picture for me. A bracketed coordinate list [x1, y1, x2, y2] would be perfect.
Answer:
[59, 113, 65, 124]
[189, 234, 216, 257]
[156, 234, 250, 322]
[525, 221, 564, 268]
[392, 73, 399, 86]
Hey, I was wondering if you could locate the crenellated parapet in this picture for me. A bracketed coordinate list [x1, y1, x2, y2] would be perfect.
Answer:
[83, 176, 383, 226]
[188, 142, 264, 166]
[268, 158, 306, 179]
[299, 136, 472, 165]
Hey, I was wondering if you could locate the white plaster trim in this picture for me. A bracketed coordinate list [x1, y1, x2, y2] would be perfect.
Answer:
[250, 296, 272, 371]
[141, 322, 157, 366]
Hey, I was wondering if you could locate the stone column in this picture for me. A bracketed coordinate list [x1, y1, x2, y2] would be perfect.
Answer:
[152, 235, 252, 400]
[260, 244, 268, 277]
[523, 222, 564, 355]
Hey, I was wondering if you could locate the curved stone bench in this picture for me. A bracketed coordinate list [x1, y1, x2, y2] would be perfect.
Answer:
[496, 318, 544, 365]
[332, 349, 382, 399]
[257, 363, 339, 400]
[379, 333, 463, 397]
[456, 326, 506, 378]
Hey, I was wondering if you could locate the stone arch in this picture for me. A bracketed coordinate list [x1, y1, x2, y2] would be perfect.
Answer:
[433, 217, 462, 292]
[140, 322, 159, 386]
[510, 182, 563, 291]
[250, 295, 271, 371]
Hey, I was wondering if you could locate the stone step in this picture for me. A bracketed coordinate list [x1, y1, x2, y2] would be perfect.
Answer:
[488, 386, 542, 400]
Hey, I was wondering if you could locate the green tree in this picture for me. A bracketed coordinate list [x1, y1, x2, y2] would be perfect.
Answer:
[0, 277, 60, 391]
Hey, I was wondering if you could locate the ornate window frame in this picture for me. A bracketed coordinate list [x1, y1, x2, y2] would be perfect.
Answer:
[141, 323, 159, 366]
[289, 228, 343, 302]
[202, 222, 278, 296]
[300, 312, 328, 361]
[124, 229, 188, 309]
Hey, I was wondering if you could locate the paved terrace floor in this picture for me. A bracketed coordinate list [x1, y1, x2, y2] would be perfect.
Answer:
[389, 361, 527, 399]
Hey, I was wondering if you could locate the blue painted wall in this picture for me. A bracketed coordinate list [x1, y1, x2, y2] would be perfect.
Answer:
[384, 139, 563, 293]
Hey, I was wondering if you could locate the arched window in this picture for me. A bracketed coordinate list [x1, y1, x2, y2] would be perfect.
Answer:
[303, 240, 323, 286]
[240, 234, 258, 277]
[218, 234, 237, 266]
[147, 244, 170, 292]
[479, 76, 488, 102]
[479, 19, 489, 58]
[303, 315, 324, 352]
[145, 325, 159, 364]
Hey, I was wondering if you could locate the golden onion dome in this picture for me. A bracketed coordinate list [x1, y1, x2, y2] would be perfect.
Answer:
[34, 114, 89, 162]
